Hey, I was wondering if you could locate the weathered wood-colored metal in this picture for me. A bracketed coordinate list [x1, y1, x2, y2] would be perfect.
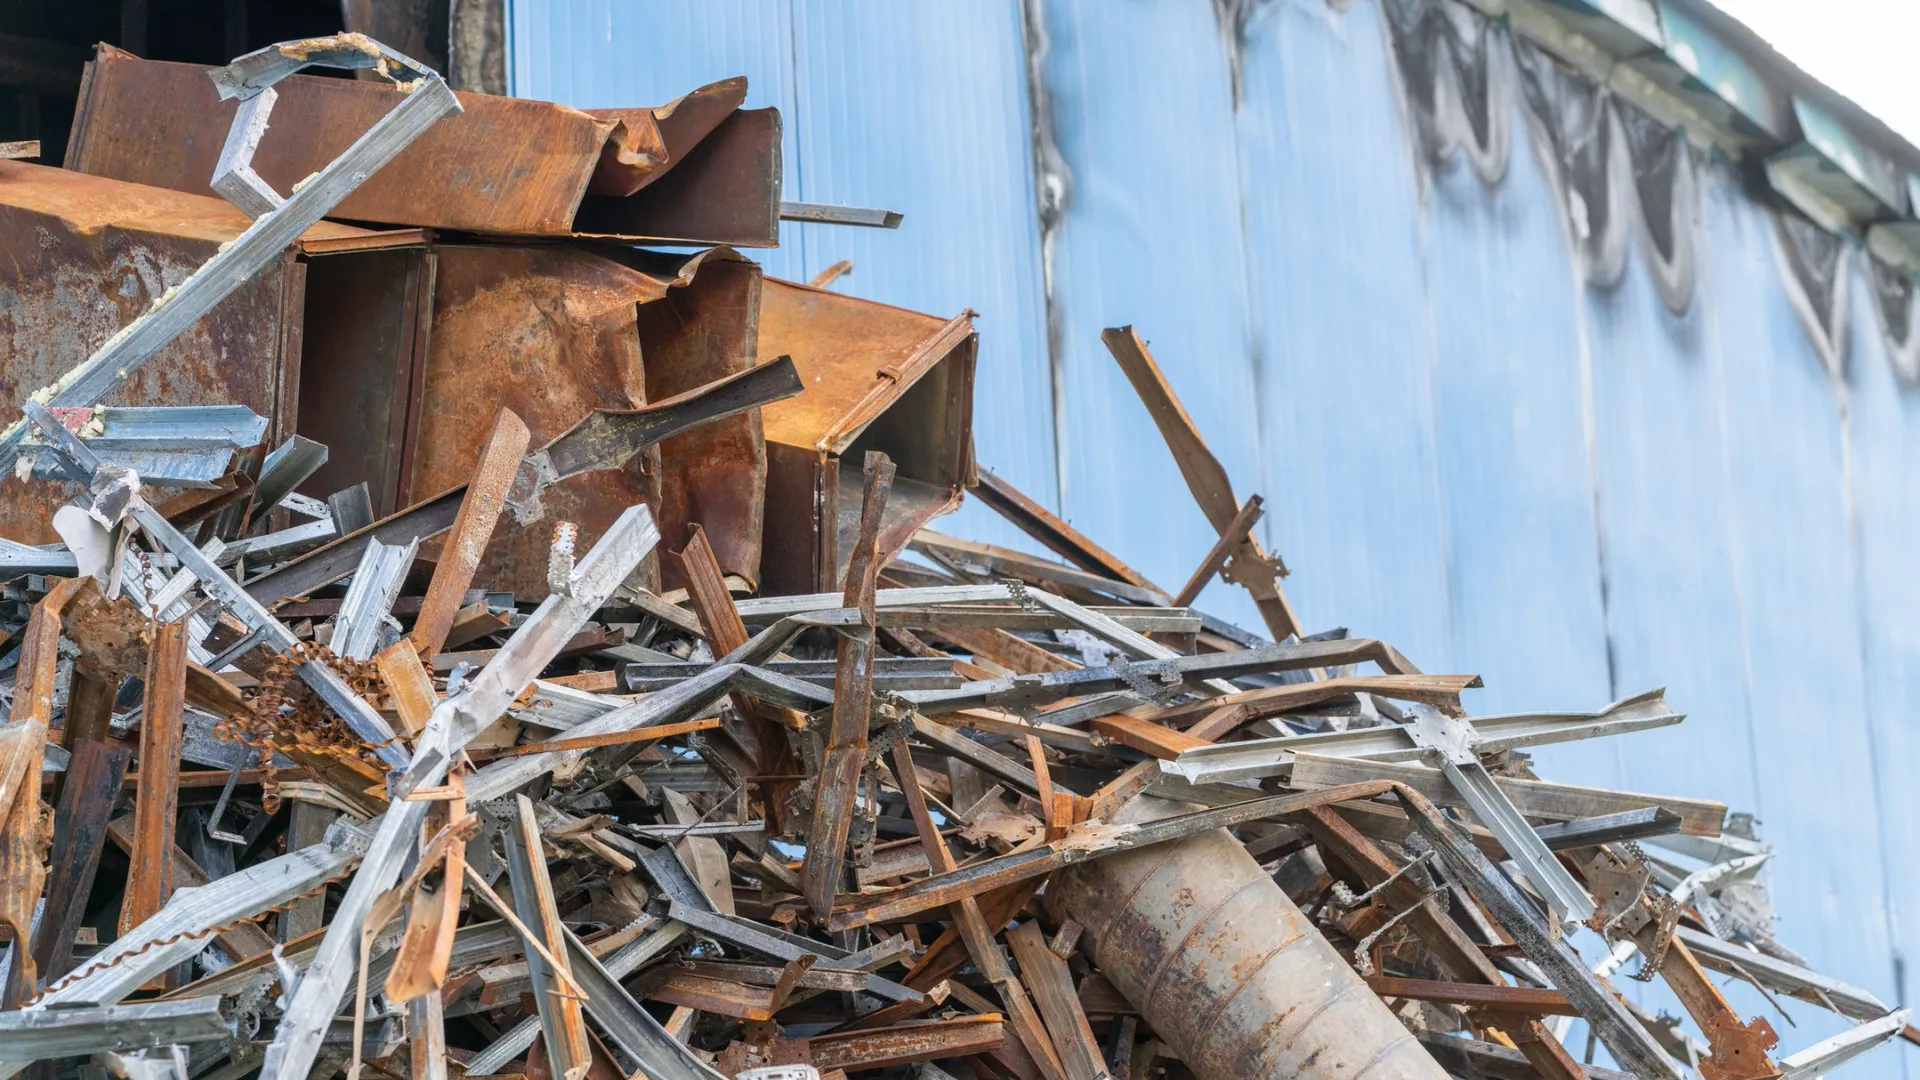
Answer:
[410, 408, 528, 656]
[0, 581, 80, 1006]
[802, 451, 895, 916]
[31, 738, 133, 985]
[121, 619, 188, 938]
[1101, 327, 1300, 641]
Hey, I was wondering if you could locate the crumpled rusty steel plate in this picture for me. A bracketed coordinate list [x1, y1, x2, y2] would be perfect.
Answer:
[410, 245, 766, 599]
[65, 45, 774, 244]
[754, 278, 976, 594]
[0, 162, 405, 544]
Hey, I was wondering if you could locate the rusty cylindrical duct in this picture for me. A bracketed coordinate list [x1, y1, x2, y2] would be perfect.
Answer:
[1047, 796, 1448, 1080]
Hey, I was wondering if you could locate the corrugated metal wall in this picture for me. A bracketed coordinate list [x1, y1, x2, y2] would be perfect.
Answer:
[511, 0, 1917, 1069]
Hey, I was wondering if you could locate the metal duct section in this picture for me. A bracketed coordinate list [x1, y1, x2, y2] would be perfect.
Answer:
[1047, 796, 1447, 1080]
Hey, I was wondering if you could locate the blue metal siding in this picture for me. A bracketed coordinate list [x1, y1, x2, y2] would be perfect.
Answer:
[511, 0, 1918, 1066]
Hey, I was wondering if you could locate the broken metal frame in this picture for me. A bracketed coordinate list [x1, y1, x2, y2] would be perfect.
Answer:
[1394, 785, 1686, 1080]
[25, 403, 411, 769]
[257, 504, 661, 1080]
[802, 451, 894, 917]
[0, 35, 460, 476]
[1158, 688, 1684, 785]
[0, 996, 230, 1059]
[1401, 705, 1598, 923]
[1774, 1008, 1912, 1078]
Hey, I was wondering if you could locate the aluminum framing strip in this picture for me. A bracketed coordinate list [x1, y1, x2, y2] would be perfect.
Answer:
[0, 996, 229, 1060]
[0, 538, 77, 577]
[825, 780, 1401, 931]
[560, 923, 727, 1080]
[259, 505, 661, 1080]
[1403, 705, 1597, 924]
[503, 794, 591, 1080]
[461, 920, 694, 1078]
[332, 537, 419, 661]
[1393, 786, 1686, 1080]
[19, 405, 269, 488]
[252, 437, 329, 519]
[638, 846, 923, 1005]
[1676, 928, 1890, 1022]
[910, 530, 1171, 607]
[1017, 586, 1238, 696]
[1776, 1009, 1911, 1078]
[1159, 687, 1682, 784]
[24, 404, 411, 769]
[898, 636, 1418, 716]
[0, 37, 459, 475]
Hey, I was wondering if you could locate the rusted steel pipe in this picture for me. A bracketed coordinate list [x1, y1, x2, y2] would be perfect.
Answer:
[1047, 796, 1447, 1080]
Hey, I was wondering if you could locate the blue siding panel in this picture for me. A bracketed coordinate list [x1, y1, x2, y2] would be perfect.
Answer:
[1420, 126, 1611, 723]
[1236, 0, 1453, 669]
[1703, 192, 1894, 1002]
[1845, 266, 1920, 1072]
[1035, 0, 1264, 626]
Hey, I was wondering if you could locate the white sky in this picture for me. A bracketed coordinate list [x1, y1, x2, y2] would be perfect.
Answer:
[1709, 0, 1920, 147]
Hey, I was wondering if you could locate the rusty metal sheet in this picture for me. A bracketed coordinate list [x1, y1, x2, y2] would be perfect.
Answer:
[409, 243, 655, 598]
[756, 278, 976, 593]
[122, 620, 188, 939]
[0, 161, 421, 544]
[295, 245, 436, 517]
[572, 107, 783, 247]
[412, 244, 766, 598]
[67, 47, 773, 244]
[626, 249, 765, 589]
[32, 738, 133, 984]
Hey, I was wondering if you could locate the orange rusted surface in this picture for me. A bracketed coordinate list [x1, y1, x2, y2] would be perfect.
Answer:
[68, 47, 772, 243]
[413, 244, 766, 598]
[0, 162, 420, 542]
[0, 579, 84, 1004]
[122, 619, 188, 938]
[755, 278, 976, 593]
[410, 408, 530, 656]
[631, 250, 765, 589]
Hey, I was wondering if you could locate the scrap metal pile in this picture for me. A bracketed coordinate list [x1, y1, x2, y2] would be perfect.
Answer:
[0, 32, 1908, 1080]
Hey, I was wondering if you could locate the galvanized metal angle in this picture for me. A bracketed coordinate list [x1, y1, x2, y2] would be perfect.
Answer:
[1160, 688, 1683, 784]
[1776, 1008, 1911, 1078]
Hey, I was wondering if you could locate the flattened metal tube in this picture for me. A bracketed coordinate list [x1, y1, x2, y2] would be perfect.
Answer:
[1046, 796, 1446, 1080]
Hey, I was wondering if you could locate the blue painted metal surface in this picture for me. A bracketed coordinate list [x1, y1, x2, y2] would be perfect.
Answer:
[512, 0, 1916, 1070]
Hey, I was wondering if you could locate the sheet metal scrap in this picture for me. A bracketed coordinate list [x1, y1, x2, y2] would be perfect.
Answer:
[69, 47, 780, 245]
[0, 34, 1903, 1080]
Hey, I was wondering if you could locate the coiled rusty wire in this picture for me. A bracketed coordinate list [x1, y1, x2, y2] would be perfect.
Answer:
[213, 641, 400, 812]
